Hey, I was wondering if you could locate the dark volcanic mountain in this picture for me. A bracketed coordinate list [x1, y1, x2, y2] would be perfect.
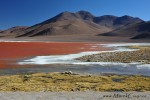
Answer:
[94, 15, 142, 29]
[132, 22, 150, 39]
[16, 11, 143, 37]
[100, 21, 150, 39]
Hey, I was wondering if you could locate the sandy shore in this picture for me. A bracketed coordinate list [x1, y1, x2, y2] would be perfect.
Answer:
[0, 91, 149, 100]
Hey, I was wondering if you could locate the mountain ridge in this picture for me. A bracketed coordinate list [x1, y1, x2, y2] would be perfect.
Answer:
[15, 10, 143, 37]
[1, 10, 149, 41]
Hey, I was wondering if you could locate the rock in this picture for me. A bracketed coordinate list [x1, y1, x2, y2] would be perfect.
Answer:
[62, 71, 73, 75]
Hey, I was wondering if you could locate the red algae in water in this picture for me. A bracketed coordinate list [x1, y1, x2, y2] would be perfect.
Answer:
[0, 42, 110, 68]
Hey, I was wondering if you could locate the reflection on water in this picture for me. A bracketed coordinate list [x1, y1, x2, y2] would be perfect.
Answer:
[0, 64, 150, 76]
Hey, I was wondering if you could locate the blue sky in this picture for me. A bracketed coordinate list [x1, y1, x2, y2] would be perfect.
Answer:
[0, 0, 150, 30]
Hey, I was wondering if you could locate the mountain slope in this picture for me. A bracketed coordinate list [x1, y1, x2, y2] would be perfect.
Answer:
[0, 26, 28, 37]
[94, 15, 142, 29]
[100, 21, 150, 39]
[16, 11, 143, 37]
[132, 22, 150, 39]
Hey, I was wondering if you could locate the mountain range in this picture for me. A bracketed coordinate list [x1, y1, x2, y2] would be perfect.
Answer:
[0, 10, 149, 41]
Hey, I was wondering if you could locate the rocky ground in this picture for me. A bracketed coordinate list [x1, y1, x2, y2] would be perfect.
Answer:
[76, 46, 150, 64]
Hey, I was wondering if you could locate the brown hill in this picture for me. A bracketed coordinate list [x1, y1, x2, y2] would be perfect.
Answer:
[0, 26, 28, 37]
[17, 19, 111, 37]
[1, 11, 149, 42]
[16, 11, 143, 37]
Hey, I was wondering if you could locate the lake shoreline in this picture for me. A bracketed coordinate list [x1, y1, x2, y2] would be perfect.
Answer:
[77, 45, 150, 64]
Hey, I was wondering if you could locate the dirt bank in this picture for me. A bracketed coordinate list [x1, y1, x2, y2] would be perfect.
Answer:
[77, 46, 150, 64]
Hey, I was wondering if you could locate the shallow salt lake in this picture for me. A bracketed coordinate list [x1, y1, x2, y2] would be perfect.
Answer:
[0, 41, 150, 76]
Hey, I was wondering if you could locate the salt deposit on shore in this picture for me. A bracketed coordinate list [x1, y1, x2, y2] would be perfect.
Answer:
[18, 43, 150, 66]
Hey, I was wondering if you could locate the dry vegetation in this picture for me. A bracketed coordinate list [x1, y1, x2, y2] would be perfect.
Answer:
[0, 72, 149, 92]
[77, 46, 150, 63]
